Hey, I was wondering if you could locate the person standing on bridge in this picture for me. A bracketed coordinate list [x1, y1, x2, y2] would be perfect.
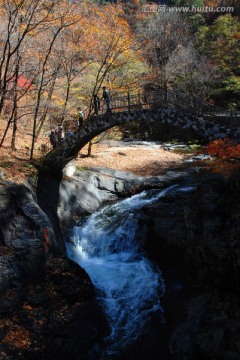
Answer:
[93, 94, 100, 115]
[77, 107, 84, 128]
[49, 130, 57, 148]
[55, 124, 63, 145]
[102, 86, 111, 113]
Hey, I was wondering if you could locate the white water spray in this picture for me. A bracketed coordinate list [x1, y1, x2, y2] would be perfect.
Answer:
[66, 185, 195, 355]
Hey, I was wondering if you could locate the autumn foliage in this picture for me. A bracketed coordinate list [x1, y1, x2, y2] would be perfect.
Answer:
[204, 138, 240, 176]
[0, 0, 147, 158]
[206, 138, 240, 160]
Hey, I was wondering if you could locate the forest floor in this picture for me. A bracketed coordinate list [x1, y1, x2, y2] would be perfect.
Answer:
[0, 120, 47, 183]
[77, 141, 188, 176]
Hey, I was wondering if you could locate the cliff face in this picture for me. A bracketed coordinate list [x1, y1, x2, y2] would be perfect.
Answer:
[142, 174, 240, 360]
[144, 174, 240, 291]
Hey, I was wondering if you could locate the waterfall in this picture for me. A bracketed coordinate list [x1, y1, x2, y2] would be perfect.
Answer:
[66, 184, 195, 356]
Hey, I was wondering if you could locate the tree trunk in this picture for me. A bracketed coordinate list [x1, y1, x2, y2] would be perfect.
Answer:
[61, 80, 71, 124]
[36, 75, 57, 137]
[87, 141, 92, 157]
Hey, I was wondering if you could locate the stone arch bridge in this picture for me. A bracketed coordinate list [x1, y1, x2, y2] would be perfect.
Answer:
[42, 90, 240, 172]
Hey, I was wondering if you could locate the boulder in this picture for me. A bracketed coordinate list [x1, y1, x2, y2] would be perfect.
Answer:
[0, 181, 56, 294]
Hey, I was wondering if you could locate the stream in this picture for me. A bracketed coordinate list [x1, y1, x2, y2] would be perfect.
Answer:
[66, 184, 195, 357]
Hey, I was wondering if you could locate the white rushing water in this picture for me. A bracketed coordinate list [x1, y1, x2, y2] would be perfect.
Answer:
[66, 185, 195, 356]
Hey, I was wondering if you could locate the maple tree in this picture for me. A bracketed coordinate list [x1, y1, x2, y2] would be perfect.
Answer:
[204, 138, 240, 177]
[205, 138, 240, 159]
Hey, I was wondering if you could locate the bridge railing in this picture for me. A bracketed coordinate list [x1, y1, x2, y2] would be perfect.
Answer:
[164, 90, 218, 115]
[96, 90, 168, 114]
[96, 89, 239, 128]
[96, 89, 209, 115]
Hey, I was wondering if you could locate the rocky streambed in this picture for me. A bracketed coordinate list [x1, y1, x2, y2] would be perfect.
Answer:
[0, 162, 240, 359]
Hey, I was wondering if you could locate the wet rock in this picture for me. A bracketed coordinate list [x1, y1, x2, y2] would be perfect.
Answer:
[168, 291, 240, 360]
[58, 167, 194, 229]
